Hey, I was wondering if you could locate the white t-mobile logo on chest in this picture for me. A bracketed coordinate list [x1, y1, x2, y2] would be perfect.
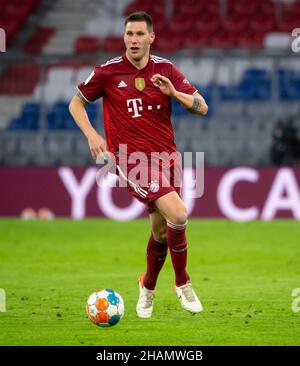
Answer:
[127, 98, 161, 118]
[127, 98, 143, 118]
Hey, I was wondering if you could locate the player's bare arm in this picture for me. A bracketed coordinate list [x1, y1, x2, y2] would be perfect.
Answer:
[69, 93, 107, 160]
[151, 74, 208, 116]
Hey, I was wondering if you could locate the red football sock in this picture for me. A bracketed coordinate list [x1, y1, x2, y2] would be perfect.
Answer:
[167, 221, 190, 287]
[143, 234, 168, 291]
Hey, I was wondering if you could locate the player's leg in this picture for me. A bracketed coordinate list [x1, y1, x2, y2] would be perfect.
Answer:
[136, 210, 168, 318]
[143, 210, 168, 290]
[155, 191, 203, 314]
[155, 191, 189, 286]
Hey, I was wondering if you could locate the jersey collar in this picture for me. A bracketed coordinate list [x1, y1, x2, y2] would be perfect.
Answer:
[123, 53, 150, 71]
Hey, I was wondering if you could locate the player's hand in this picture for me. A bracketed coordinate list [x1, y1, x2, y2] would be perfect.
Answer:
[86, 129, 107, 161]
[151, 74, 177, 97]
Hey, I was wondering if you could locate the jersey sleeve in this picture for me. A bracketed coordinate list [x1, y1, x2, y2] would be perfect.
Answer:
[77, 66, 106, 102]
[169, 64, 198, 95]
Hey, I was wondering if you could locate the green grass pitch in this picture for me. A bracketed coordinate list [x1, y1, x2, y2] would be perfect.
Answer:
[0, 219, 299, 346]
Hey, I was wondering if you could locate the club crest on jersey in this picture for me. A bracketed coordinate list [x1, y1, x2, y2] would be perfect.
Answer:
[135, 78, 145, 91]
[149, 181, 159, 193]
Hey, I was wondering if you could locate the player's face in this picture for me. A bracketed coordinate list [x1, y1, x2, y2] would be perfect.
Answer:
[124, 21, 155, 62]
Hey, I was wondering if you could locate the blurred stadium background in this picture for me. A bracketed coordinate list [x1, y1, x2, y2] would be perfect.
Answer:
[0, 0, 300, 219]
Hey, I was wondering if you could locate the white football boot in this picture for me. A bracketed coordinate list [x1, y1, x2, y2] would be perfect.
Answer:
[136, 274, 155, 318]
[175, 281, 203, 314]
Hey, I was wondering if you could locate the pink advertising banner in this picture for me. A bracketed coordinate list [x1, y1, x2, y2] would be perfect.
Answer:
[0, 167, 299, 221]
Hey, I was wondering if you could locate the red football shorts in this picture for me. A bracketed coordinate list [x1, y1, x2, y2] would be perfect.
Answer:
[116, 160, 182, 214]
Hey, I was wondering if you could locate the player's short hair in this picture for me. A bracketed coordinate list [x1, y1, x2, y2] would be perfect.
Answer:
[124, 11, 153, 32]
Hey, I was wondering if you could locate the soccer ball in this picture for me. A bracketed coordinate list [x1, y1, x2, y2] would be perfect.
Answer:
[86, 289, 124, 327]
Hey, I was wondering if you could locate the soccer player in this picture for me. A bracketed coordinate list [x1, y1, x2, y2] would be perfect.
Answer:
[69, 11, 208, 318]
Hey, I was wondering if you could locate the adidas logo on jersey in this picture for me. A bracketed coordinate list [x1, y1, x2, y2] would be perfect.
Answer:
[117, 81, 127, 88]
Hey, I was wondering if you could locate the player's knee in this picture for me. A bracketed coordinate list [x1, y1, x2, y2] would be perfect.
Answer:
[168, 209, 188, 226]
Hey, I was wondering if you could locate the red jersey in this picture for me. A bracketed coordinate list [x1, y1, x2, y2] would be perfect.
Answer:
[77, 54, 197, 160]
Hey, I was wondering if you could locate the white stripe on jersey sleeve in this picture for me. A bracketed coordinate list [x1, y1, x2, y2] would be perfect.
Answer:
[150, 55, 173, 64]
[101, 56, 123, 67]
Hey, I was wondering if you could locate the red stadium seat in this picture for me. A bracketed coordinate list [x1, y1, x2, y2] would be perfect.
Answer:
[168, 18, 193, 34]
[75, 36, 99, 53]
[227, 0, 259, 16]
[260, 1, 276, 17]
[152, 32, 182, 53]
[152, 20, 165, 34]
[174, 0, 204, 18]
[182, 31, 212, 48]
[222, 16, 248, 33]
[151, 3, 166, 19]
[24, 28, 55, 54]
[205, 0, 220, 16]
[0, 63, 40, 95]
[210, 30, 238, 48]
[194, 15, 221, 33]
[250, 15, 276, 33]
[101, 37, 125, 53]
[278, 14, 300, 32]
[125, 0, 165, 16]
[0, 0, 41, 45]
[281, 0, 300, 16]
[237, 31, 265, 49]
